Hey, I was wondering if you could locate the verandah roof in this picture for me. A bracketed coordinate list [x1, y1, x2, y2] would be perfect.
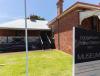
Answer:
[0, 19, 50, 30]
[80, 10, 100, 24]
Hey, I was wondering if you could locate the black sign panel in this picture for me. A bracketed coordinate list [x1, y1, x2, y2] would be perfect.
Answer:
[75, 27, 100, 63]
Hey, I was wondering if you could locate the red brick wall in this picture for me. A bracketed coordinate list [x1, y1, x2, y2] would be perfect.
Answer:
[52, 10, 79, 54]
[81, 17, 92, 31]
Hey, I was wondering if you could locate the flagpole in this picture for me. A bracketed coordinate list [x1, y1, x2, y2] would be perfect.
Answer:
[24, 0, 29, 76]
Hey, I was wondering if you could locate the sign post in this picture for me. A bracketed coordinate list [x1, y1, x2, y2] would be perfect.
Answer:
[73, 27, 75, 76]
[74, 27, 100, 76]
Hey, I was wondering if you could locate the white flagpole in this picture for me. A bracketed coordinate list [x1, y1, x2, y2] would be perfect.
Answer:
[24, 0, 29, 76]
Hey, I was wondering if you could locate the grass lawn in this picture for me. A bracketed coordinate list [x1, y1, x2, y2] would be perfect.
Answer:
[0, 50, 72, 76]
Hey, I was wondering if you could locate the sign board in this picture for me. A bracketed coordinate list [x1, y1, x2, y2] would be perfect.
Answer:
[74, 27, 100, 76]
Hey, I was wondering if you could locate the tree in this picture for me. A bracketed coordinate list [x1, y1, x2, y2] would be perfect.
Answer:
[27, 14, 45, 21]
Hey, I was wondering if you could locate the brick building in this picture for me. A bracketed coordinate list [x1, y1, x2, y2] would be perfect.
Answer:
[48, 1, 100, 54]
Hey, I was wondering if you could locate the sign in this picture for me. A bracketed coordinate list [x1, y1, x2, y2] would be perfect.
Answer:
[74, 27, 100, 76]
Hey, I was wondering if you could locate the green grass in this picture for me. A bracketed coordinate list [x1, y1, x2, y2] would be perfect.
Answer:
[0, 50, 72, 76]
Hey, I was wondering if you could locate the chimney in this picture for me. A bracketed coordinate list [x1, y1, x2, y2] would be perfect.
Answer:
[98, 3, 100, 6]
[57, 0, 64, 16]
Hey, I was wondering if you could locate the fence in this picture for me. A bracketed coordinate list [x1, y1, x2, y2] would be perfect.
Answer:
[0, 36, 42, 52]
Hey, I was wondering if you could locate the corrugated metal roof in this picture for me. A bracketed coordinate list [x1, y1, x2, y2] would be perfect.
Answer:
[0, 19, 50, 30]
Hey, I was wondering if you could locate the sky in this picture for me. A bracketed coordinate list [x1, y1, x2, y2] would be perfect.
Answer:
[0, 0, 100, 23]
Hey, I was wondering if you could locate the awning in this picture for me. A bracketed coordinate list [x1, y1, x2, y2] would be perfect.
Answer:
[0, 19, 50, 30]
[80, 10, 100, 24]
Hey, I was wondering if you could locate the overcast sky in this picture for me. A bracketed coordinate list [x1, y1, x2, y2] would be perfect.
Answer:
[0, 0, 100, 23]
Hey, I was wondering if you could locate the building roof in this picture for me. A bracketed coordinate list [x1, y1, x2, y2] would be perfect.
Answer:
[80, 10, 100, 24]
[48, 2, 100, 26]
[0, 19, 50, 30]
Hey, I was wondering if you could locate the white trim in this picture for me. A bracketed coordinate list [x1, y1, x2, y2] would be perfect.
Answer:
[46, 33, 51, 44]
[40, 36, 43, 45]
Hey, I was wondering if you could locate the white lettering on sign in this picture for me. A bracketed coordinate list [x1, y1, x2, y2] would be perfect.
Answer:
[77, 52, 100, 60]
